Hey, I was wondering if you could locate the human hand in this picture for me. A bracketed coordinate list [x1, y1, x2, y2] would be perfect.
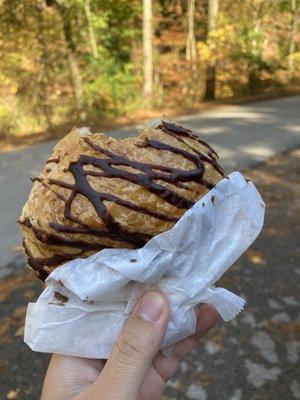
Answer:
[41, 291, 219, 400]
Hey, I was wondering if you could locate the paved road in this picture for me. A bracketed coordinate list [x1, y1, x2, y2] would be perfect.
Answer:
[1, 149, 299, 399]
[0, 95, 299, 276]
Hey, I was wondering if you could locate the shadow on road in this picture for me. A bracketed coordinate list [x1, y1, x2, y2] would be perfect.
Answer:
[0, 148, 299, 399]
[0, 96, 299, 276]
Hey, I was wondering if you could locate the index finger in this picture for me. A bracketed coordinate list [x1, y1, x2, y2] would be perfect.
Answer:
[152, 304, 219, 382]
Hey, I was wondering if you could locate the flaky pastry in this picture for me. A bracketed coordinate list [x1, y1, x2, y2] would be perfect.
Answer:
[19, 119, 224, 280]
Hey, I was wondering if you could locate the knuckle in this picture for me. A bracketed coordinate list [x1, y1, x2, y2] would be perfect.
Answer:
[143, 381, 165, 400]
[115, 328, 149, 362]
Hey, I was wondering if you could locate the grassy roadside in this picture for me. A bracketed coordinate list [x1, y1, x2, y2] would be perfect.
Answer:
[1, 89, 299, 153]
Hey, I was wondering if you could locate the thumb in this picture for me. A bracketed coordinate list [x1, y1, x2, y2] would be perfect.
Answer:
[93, 291, 169, 400]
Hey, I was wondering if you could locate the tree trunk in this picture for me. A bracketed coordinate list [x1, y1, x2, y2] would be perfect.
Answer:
[84, 0, 98, 58]
[143, 0, 153, 105]
[60, 7, 85, 117]
[186, 0, 196, 62]
[35, 6, 53, 129]
[204, 0, 219, 101]
[288, 0, 298, 72]
[46, 0, 85, 118]
[248, 1, 263, 91]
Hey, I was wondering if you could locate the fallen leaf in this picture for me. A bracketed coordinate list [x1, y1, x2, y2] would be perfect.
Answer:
[0, 316, 15, 344]
[14, 326, 24, 337]
[199, 373, 215, 386]
[0, 270, 38, 302]
[281, 321, 300, 341]
[247, 249, 266, 265]
[0, 360, 7, 374]
[12, 306, 27, 319]
[7, 389, 20, 399]
[266, 227, 277, 235]
[23, 289, 36, 300]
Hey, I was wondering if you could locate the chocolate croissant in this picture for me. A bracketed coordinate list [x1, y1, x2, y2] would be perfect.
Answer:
[19, 119, 224, 280]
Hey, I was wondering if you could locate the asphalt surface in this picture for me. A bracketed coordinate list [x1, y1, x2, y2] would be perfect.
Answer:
[0, 148, 299, 399]
[0, 95, 300, 276]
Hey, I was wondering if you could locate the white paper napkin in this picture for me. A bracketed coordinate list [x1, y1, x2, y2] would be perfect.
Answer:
[24, 171, 265, 359]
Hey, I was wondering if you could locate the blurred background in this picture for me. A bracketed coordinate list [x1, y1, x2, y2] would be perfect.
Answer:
[0, 0, 299, 147]
[0, 1, 299, 399]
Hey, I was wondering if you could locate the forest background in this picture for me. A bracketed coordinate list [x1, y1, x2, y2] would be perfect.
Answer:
[0, 0, 299, 146]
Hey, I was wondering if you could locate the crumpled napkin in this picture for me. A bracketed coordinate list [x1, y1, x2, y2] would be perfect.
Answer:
[24, 171, 265, 359]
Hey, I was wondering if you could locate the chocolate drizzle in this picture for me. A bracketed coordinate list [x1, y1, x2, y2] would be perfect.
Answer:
[20, 121, 224, 279]
[21, 218, 111, 251]
[160, 121, 219, 159]
[54, 291, 69, 303]
[46, 157, 60, 164]
[22, 239, 68, 281]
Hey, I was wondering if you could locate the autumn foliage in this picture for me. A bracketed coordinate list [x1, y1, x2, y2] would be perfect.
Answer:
[0, 0, 299, 140]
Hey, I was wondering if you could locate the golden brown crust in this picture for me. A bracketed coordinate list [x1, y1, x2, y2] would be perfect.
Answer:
[19, 119, 224, 280]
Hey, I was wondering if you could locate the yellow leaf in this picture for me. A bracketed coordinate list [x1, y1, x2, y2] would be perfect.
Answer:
[14, 326, 24, 337]
[196, 41, 210, 62]
[7, 389, 20, 399]
[247, 250, 265, 265]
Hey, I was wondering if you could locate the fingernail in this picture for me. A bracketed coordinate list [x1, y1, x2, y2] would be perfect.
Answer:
[191, 305, 220, 341]
[135, 292, 164, 323]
